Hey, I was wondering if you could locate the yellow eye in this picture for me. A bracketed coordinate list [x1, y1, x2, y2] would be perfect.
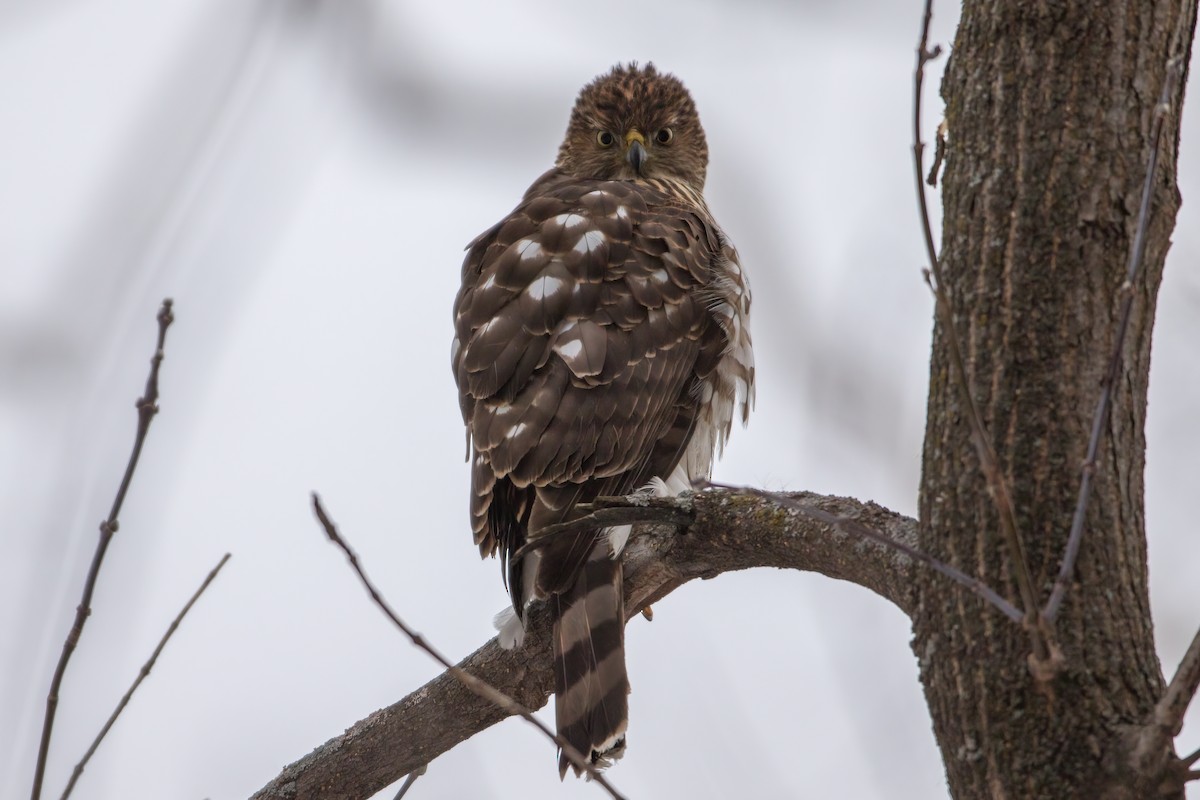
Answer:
[597, 130, 616, 147]
[655, 128, 673, 144]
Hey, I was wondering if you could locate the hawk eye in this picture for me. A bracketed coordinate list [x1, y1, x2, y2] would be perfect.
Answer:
[597, 130, 616, 147]
[655, 128, 673, 144]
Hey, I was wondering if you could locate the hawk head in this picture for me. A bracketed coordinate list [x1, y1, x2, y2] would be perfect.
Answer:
[556, 63, 709, 190]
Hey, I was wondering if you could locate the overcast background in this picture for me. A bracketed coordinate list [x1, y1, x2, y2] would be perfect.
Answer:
[3, 2, 1198, 798]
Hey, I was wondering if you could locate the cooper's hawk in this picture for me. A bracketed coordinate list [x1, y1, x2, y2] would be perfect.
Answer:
[451, 63, 753, 777]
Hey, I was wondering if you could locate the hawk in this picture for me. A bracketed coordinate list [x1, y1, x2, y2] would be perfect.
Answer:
[451, 63, 753, 776]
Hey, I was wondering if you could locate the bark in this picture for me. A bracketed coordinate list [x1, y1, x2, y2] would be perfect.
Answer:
[252, 491, 918, 799]
[915, 2, 1195, 799]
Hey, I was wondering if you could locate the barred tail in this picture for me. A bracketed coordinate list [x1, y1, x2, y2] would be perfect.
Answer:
[552, 542, 629, 778]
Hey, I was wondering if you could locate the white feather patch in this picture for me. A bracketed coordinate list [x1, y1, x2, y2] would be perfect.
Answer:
[557, 339, 584, 361]
[516, 238, 544, 261]
[572, 229, 606, 254]
[493, 606, 526, 650]
[607, 524, 632, 557]
[652, 462, 694, 496]
[642, 476, 671, 497]
[553, 213, 587, 231]
[526, 274, 566, 301]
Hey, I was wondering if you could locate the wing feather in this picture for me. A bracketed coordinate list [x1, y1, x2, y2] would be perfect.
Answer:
[452, 174, 733, 571]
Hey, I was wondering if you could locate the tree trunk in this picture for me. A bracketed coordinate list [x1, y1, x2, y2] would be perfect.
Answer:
[915, 2, 1195, 798]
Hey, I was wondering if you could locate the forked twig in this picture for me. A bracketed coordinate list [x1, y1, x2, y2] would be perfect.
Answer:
[31, 299, 175, 800]
[1043, 51, 1184, 622]
[911, 0, 1046, 656]
[701, 482, 1023, 623]
[59, 553, 232, 800]
[310, 493, 627, 799]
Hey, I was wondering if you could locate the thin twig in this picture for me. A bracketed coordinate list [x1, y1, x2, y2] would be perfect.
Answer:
[580, 494, 688, 509]
[1043, 52, 1184, 621]
[702, 481, 1024, 623]
[310, 493, 627, 799]
[1159, 625, 1200, 737]
[513, 504, 693, 563]
[1138, 624, 1200, 767]
[31, 298, 175, 800]
[59, 553, 231, 800]
[911, 1, 1046, 655]
[392, 766, 426, 800]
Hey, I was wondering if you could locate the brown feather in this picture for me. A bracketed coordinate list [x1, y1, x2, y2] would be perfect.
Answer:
[553, 545, 628, 778]
[451, 63, 754, 777]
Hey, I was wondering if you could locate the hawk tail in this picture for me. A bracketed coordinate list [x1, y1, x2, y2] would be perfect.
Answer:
[552, 541, 629, 779]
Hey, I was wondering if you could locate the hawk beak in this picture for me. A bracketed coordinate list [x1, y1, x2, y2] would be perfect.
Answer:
[625, 130, 647, 174]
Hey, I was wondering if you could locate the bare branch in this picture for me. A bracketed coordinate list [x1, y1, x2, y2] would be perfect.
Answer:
[911, 0, 943, 265]
[1157, 626, 1200, 739]
[910, 0, 1045, 653]
[309, 493, 627, 799]
[1134, 624, 1200, 773]
[253, 489, 918, 798]
[31, 298, 175, 800]
[514, 503, 693, 562]
[703, 481, 1023, 622]
[1043, 50, 1185, 621]
[59, 553, 231, 800]
[391, 766, 426, 800]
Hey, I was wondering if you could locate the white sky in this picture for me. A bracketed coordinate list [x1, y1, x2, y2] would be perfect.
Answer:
[2, 1, 1198, 798]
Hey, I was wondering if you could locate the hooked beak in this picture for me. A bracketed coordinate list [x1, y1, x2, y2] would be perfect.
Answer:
[625, 130, 647, 175]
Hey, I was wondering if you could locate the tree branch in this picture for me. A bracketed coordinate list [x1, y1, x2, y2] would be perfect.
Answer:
[704, 481, 1023, 622]
[1158, 625, 1200, 737]
[1134, 624, 1200, 776]
[253, 489, 917, 799]
[514, 503, 693, 562]
[31, 298, 175, 800]
[60, 552, 231, 800]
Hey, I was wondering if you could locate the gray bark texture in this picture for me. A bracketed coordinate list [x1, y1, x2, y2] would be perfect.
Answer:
[254, 2, 1199, 798]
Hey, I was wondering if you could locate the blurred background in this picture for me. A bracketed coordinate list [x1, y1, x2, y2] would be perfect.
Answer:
[2, 1, 1198, 798]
